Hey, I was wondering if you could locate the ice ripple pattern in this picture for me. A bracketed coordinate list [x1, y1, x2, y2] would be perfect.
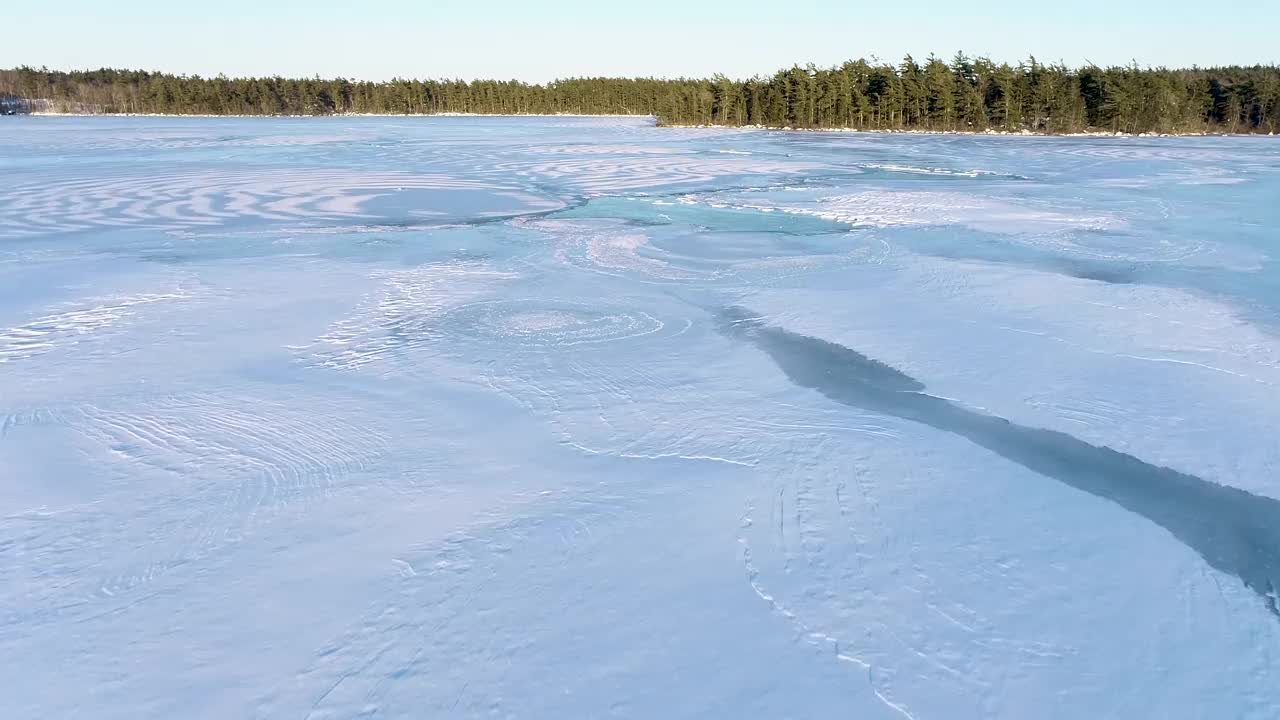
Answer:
[0, 169, 554, 237]
[2, 391, 390, 624]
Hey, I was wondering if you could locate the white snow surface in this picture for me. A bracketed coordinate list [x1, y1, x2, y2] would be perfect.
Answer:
[2, 116, 1280, 719]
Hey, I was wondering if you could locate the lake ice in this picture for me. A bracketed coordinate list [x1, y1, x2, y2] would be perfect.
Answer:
[2, 116, 1279, 719]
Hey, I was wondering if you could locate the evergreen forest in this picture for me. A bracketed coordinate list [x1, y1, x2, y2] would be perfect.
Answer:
[2, 56, 1278, 134]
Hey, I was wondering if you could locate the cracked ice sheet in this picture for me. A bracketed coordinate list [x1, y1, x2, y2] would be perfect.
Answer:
[464, 292, 1280, 718]
[734, 415, 1280, 720]
[746, 253, 1280, 498]
[726, 252, 1280, 718]
[4, 117, 1280, 720]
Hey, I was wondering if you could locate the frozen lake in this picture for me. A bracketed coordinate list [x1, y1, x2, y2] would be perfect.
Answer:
[3, 116, 1279, 719]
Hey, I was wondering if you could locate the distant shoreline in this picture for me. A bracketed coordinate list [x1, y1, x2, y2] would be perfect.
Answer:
[660, 123, 1276, 138]
[14, 112, 1275, 138]
[21, 111, 652, 119]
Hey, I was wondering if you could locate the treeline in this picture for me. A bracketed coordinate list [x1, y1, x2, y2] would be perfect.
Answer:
[3, 56, 1279, 134]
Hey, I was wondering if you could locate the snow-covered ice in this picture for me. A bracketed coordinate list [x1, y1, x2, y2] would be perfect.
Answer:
[2, 116, 1279, 719]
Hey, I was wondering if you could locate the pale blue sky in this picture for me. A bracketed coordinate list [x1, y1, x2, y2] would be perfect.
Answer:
[4, 0, 1275, 82]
